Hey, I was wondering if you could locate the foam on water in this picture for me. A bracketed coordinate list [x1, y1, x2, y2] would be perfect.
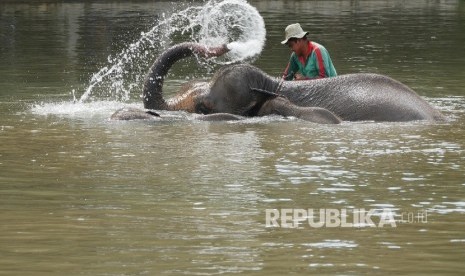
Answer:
[31, 101, 137, 119]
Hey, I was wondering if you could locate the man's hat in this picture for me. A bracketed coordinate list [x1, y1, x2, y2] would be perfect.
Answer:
[281, 23, 309, 45]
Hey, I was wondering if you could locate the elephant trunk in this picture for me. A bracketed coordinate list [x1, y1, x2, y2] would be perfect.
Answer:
[143, 42, 229, 110]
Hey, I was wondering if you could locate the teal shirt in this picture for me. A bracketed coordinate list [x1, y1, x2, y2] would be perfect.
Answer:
[283, 41, 337, 80]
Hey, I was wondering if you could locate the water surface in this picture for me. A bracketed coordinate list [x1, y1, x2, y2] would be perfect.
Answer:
[1, 1, 465, 275]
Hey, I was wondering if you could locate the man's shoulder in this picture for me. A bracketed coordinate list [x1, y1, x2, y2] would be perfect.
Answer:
[310, 41, 332, 57]
[311, 41, 327, 51]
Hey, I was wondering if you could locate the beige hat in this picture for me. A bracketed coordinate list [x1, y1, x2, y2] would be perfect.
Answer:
[281, 23, 309, 44]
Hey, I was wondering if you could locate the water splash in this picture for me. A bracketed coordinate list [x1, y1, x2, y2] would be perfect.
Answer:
[79, 0, 266, 103]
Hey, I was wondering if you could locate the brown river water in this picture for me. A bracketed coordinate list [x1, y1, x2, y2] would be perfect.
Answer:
[1, 0, 464, 275]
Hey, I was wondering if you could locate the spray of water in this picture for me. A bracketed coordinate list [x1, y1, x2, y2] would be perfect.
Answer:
[78, 0, 266, 103]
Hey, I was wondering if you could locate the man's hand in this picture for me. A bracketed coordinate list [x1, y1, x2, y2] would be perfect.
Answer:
[294, 73, 307, 80]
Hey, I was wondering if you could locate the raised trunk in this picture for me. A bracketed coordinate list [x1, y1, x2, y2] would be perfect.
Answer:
[142, 42, 229, 110]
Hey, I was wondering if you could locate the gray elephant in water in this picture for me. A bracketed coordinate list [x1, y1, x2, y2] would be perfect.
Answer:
[112, 42, 444, 123]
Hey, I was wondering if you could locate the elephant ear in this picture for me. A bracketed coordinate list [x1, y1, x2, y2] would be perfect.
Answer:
[241, 87, 280, 117]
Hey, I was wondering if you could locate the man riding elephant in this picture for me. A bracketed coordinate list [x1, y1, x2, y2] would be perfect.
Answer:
[112, 41, 444, 123]
[281, 23, 337, 81]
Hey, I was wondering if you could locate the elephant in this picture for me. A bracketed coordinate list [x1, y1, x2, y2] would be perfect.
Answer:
[111, 42, 444, 123]
[112, 42, 340, 124]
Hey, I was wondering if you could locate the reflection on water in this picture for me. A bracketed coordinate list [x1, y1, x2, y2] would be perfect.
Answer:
[1, 0, 465, 275]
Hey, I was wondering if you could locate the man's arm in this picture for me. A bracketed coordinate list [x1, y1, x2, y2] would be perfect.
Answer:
[314, 47, 328, 78]
[282, 54, 299, 80]
[282, 62, 292, 80]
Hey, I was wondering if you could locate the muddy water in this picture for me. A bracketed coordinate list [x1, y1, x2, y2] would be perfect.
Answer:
[1, 1, 464, 275]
